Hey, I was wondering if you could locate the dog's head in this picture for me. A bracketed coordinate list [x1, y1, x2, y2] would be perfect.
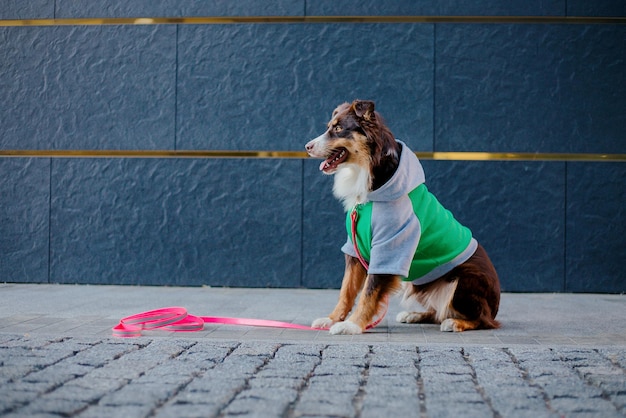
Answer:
[305, 100, 398, 175]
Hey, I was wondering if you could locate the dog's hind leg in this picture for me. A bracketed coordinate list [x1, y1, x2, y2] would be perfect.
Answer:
[396, 278, 457, 325]
[396, 309, 437, 324]
[440, 318, 479, 332]
[312, 255, 367, 329]
[439, 300, 501, 332]
[441, 245, 501, 332]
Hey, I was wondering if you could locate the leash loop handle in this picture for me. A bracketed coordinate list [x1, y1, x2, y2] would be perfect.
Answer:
[112, 307, 320, 338]
[112, 303, 388, 338]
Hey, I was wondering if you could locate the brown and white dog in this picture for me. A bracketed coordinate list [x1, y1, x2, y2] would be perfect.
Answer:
[305, 99, 501, 335]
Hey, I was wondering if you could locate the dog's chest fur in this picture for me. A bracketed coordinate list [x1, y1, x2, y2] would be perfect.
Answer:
[332, 164, 371, 211]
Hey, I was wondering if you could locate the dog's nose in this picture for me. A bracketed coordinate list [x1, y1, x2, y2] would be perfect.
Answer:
[305, 141, 314, 152]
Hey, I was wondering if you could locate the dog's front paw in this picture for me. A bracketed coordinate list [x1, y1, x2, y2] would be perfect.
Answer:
[312, 317, 335, 329]
[329, 321, 362, 335]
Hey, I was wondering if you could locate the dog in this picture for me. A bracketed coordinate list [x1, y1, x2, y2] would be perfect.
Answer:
[305, 99, 501, 335]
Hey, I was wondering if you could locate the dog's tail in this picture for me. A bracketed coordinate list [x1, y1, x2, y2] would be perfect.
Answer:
[479, 314, 501, 330]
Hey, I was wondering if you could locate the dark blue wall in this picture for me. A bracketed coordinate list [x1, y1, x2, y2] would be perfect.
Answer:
[1, 1, 624, 292]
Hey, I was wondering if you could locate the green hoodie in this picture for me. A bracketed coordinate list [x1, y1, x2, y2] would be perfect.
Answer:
[342, 141, 477, 284]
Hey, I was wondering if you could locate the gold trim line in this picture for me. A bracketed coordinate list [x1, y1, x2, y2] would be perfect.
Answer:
[0, 150, 624, 162]
[1, 15, 625, 27]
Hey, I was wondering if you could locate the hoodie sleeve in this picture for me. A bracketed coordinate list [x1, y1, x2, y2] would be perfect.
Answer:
[367, 196, 421, 277]
[341, 236, 358, 258]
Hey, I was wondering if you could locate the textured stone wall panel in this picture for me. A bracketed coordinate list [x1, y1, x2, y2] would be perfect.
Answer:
[55, 0, 305, 18]
[567, 0, 626, 16]
[422, 160, 566, 292]
[0, 0, 53, 19]
[566, 163, 625, 293]
[0, 25, 176, 150]
[0, 158, 50, 283]
[176, 24, 433, 151]
[436, 24, 626, 153]
[49, 159, 302, 287]
[1, 2, 624, 291]
[308, 0, 564, 16]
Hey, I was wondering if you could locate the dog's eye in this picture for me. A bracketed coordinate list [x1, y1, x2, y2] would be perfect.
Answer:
[333, 125, 343, 133]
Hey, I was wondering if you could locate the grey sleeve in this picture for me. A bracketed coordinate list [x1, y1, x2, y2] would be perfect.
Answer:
[368, 197, 421, 277]
[341, 236, 358, 258]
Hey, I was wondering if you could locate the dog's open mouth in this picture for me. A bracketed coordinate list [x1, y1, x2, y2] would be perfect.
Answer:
[320, 148, 348, 172]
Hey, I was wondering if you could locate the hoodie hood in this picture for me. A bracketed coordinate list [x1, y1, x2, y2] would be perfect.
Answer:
[367, 141, 425, 202]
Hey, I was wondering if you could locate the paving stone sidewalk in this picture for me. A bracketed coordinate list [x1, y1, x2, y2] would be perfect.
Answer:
[0, 284, 625, 417]
[1, 335, 625, 417]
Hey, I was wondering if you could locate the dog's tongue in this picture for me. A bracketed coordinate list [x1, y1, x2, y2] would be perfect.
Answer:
[319, 148, 347, 172]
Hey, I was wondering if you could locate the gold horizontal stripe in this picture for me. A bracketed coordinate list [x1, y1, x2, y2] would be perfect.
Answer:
[0, 150, 307, 159]
[0, 15, 625, 27]
[427, 152, 626, 162]
[0, 150, 624, 162]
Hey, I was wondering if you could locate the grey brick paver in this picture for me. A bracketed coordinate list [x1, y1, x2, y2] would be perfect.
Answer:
[2, 336, 626, 417]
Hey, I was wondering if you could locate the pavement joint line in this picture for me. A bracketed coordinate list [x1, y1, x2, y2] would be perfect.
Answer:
[415, 346, 428, 418]
[351, 344, 373, 418]
[563, 348, 626, 415]
[144, 341, 200, 417]
[502, 347, 558, 415]
[282, 344, 325, 418]
[461, 347, 502, 418]
[214, 342, 281, 417]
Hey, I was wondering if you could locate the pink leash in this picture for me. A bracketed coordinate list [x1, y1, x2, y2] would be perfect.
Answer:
[112, 307, 318, 338]
[113, 210, 386, 338]
[113, 302, 388, 338]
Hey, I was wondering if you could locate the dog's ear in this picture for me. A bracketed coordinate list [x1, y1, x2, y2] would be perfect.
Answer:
[352, 100, 375, 121]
